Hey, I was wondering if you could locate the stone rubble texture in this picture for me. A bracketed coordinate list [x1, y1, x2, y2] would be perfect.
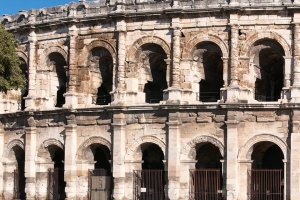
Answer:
[0, 0, 300, 199]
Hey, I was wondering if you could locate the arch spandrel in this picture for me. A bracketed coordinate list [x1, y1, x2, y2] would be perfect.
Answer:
[181, 135, 224, 160]
[2, 139, 24, 163]
[125, 135, 166, 161]
[76, 136, 111, 161]
[240, 31, 291, 57]
[182, 34, 229, 59]
[238, 134, 289, 161]
[78, 40, 116, 67]
[36, 138, 64, 162]
[126, 36, 171, 62]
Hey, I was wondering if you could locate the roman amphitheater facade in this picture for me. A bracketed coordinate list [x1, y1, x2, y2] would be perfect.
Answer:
[0, 0, 300, 199]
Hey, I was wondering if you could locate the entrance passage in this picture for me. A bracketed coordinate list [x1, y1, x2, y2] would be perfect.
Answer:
[248, 142, 284, 200]
[190, 169, 222, 200]
[12, 145, 25, 199]
[190, 143, 223, 200]
[88, 144, 112, 200]
[133, 143, 165, 200]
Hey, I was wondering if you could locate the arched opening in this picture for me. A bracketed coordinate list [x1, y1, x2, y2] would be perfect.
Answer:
[89, 47, 113, 105]
[193, 42, 223, 102]
[47, 145, 66, 200]
[11, 145, 26, 199]
[141, 143, 164, 170]
[138, 44, 167, 103]
[48, 52, 67, 107]
[19, 58, 28, 110]
[133, 143, 165, 199]
[88, 144, 112, 199]
[191, 143, 223, 199]
[252, 40, 284, 102]
[249, 142, 284, 199]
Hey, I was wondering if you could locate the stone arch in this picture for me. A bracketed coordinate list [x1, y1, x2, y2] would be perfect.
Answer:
[240, 31, 291, 57]
[182, 34, 229, 59]
[238, 134, 289, 161]
[127, 36, 171, 61]
[36, 138, 64, 162]
[39, 46, 68, 69]
[17, 51, 28, 64]
[125, 135, 166, 160]
[78, 40, 116, 67]
[181, 135, 224, 160]
[2, 139, 24, 163]
[76, 136, 111, 161]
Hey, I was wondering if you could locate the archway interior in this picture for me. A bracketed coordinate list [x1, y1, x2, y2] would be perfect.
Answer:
[139, 44, 167, 103]
[141, 143, 164, 170]
[195, 142, 223, 169]
[48, 145, 66, 199]
[19, 58, 28, 110]
[90, 144, 112, 175]
[194, 42, 223, 102]
[48, 53, 67, 107]
[251, 142, 284, 170]
[89, 47, 113, 105]
[10, 146, 26, 199]
[252, 40, 284, 102]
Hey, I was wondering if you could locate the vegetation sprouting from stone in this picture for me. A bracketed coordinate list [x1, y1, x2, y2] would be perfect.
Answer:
[0, 24, 26, 92]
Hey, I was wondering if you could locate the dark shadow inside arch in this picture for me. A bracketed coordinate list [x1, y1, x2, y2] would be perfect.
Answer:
[141, 143, 164, 170]
[253, 40, 284, 102]
[48, 145, 66, 200]
[90, 144, 112, 175]
[140, 44, 168, 104]
[251, 142, 284, 170]
[195, 42, 223, 102]
[13, 146, 26, 199]
[195, 142, 223, 169]
[90, 47, 113, 105]
[48, 53, 67, 108]
[19, 58, 28, 110]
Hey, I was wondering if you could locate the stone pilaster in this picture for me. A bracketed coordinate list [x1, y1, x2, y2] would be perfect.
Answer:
[24, 127, 37, 199]
[112, 20, 127, 104]
[290, 110, 300, 199]
[64, 24, 78, 109]
[64, 125, 78, 200]
[25, 30, 37, 110]
[0, 125, 4, 198]
[226, 24, 240, 103]
[230, 24, 239, 87]
[225, 114, 239, 200]
[112, 112, 126, 200]
[167, 112, 181, 200]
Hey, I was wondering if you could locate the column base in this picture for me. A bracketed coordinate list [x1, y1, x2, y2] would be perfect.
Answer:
[226, 190, 238, 200]
[25, 178, 36, 199]
[63, 92, 78, 109]
[225, 86, 253, 103]
[168, 178, 180, 200]
[164, 87, 193, 104]
[113, 177, 125, 200]
[288, 86, 300, 103]
[65, 181, 77, 199]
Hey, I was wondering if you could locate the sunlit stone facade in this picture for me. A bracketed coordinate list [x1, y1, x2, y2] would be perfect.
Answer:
[0, 0, 299, 199]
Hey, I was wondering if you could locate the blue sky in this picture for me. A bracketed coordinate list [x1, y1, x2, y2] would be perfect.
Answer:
[0, 0, 75, 16]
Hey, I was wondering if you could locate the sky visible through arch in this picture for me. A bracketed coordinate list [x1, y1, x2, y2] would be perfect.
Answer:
[0, 0, 75, 16]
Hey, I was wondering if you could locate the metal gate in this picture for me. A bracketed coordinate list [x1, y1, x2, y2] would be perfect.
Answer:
[47, 168, 64, 200]
[13, 169, 19, 199]
[189, 169, 222, 200]
[248, 169, 283, 200]
[133, 170, 164, 200]
[88, 169, 112, 200]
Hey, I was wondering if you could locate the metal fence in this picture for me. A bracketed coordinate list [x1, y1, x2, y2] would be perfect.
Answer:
[133, 170, 164, 200]
[190, 169, 222, 200]
[248, 169, 283, 200]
